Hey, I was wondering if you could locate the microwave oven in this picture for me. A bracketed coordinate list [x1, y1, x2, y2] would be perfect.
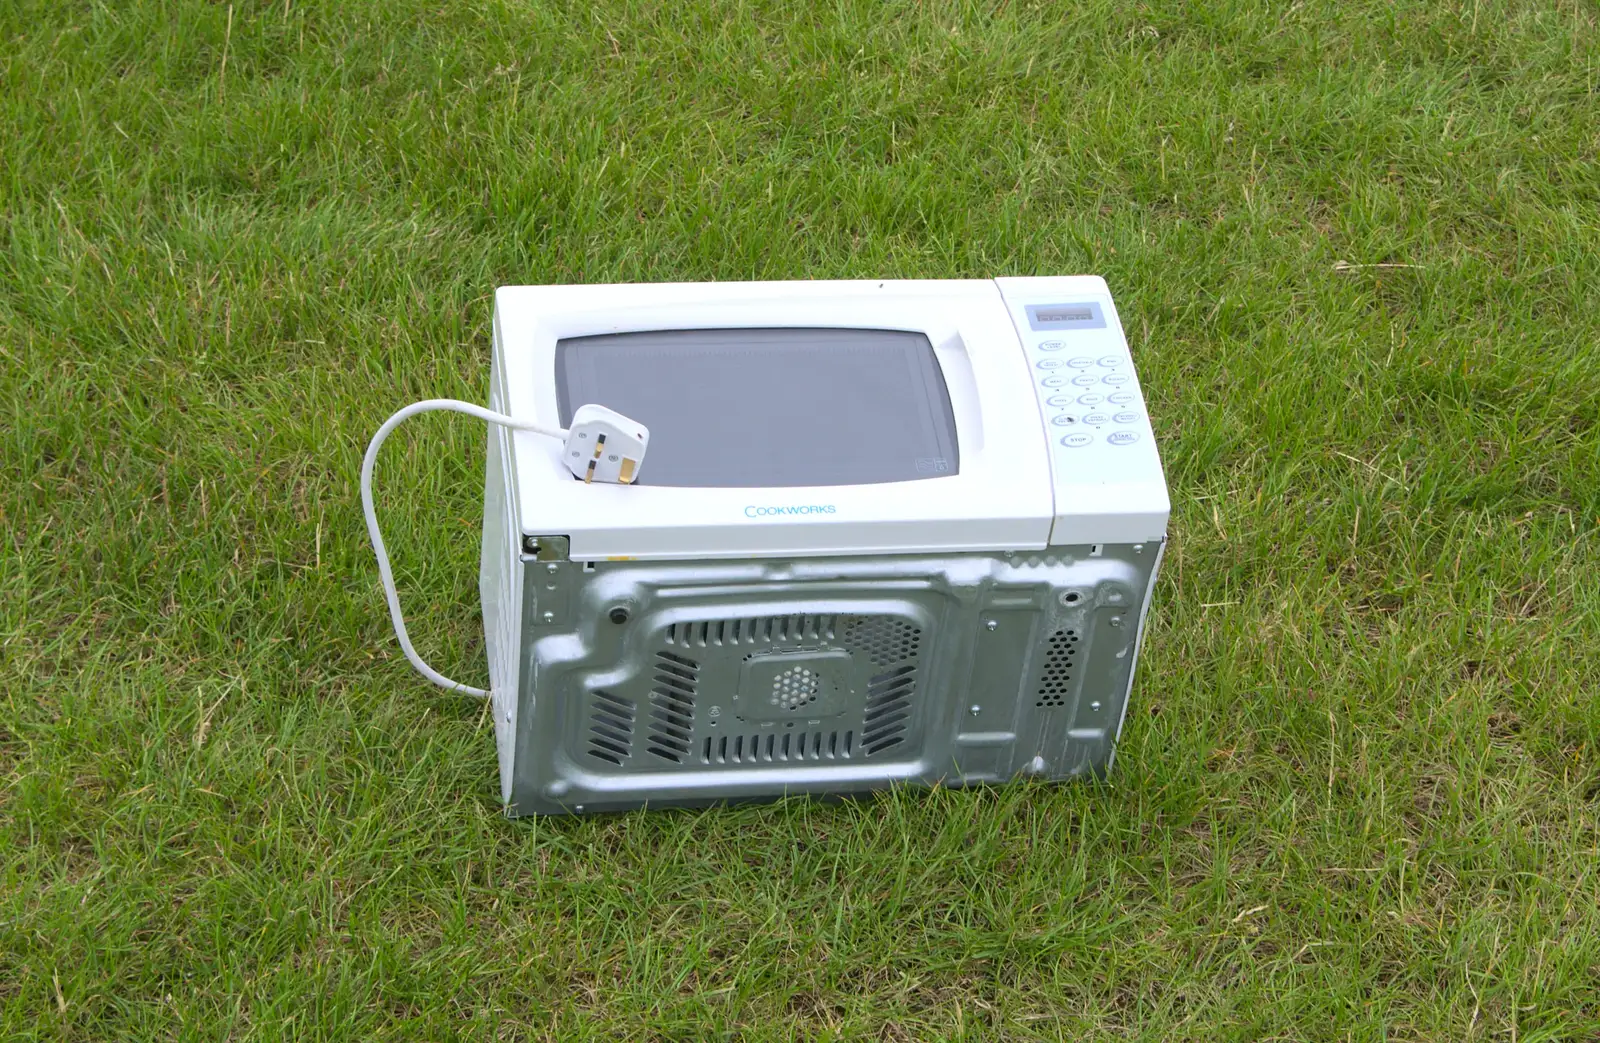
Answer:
[364, 277, 1169, 815]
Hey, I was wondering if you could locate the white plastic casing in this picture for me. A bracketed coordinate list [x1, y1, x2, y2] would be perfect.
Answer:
[993, 276, 1171, 546]
[489, 278, 1168, 561]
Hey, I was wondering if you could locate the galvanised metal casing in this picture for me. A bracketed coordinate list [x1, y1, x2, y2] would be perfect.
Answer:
[482, 544, 1163, 816]
[479, 277, 1169, 814]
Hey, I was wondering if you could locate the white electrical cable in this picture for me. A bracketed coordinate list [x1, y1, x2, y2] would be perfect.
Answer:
[361, 399, 567, 697]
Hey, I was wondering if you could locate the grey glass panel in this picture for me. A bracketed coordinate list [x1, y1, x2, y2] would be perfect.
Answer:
[555, 328, 959, 488]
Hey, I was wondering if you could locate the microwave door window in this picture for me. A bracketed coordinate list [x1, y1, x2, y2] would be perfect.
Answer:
[554, 328, 959, 488]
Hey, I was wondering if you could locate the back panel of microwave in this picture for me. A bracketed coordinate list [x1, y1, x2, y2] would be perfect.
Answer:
[484, 441, 1163, 817]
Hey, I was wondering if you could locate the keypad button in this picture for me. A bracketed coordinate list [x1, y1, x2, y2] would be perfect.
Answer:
[1076, 393, 1104, 406]
[1051, 414, 1078, 426]
[1067, 356, 1096, 368]
[1037, 358, 1066, 369]
[1046, 395, 1074, 407]
[1071, 374, 1099, 387]
[1107, 430, 1140, 446]
[1102, 372, 1131, 386]
[1037, 340, 1065, 352]
[1060, 433, 1094, 448]
[1041, 375, 1068, 388]
[1107, 390, 1135, 405]
[1083, 412, 1110, 426]
[1098, 355, 1122, 368]
[1113, 410, 1140, 424]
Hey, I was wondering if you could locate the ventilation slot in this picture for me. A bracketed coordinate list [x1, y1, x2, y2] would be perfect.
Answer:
[1036, 629, 1079, 708]
[843, 617, 922, 668]
[646, 650, 698, 762]
[861, 664, 915, 755]
[664, 614, 840, 649]
[586, 690, 635, 766]
[701, 730, 852, 765]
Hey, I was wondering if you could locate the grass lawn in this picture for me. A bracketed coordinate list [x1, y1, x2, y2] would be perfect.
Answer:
[4, 0, 1600, 1038]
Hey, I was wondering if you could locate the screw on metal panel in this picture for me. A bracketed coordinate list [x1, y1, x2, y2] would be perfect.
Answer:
[609, 606, 630, 624]
[1133, 544, 1145, 553]
[969, 704, 982, 716]
[1109, 616, 1124, 627]
[541, 610, 555, 623]
[984, 618, 998, 631]
[1090, 701, 1102, 712]
[522, 535, 539, 554]
[546, 562, 559, 574]
[505, 709, 512, 722]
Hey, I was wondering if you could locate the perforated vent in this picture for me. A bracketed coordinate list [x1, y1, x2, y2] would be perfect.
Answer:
[702, 730, 852, 764]
[844, 617, 922, 668]
[1036, 629, 1080, 708]
[665, 615, 838, 648]
[647, 613, 922, 767]
[586, 690, 635, 766]
[771, 666, 821, 710]
[646, 651, 698, 762]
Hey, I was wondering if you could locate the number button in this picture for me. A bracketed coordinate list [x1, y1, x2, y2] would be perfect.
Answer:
[1102, 372, 1131, 386]
[1041, 375, 1068, 388]
[1037, 358, 1066, 369]
[1071, 374, 1098, 387]
[1046, 395, 1074, 407]
[1051, 414, 1078, 426]
[1098, 355, 1122, 368]
[1067, 356, 1096, 368]
[1083, 412, 1110, 426]
[1076, 393, 1104, 406]
[1107, 390, 1135, 405]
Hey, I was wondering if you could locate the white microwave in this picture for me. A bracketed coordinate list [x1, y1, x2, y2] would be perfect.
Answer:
[365, 276, 1169, 815]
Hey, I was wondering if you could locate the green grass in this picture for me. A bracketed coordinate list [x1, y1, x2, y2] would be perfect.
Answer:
[4, 0, 1600, 1037]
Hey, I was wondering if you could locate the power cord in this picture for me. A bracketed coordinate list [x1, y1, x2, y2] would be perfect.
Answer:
[361, 398, 651, 697]
[360, 399, 567, 697]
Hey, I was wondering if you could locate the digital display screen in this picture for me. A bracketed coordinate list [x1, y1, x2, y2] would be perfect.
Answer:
[1026, 301, 1107, 331]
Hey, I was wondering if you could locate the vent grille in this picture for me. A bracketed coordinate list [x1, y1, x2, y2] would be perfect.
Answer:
[646, 650, 698, 762]
[844, 617, 922, 668]
[665, 615, 838, 648]
[862, 664, 915, 755]
[641, 613, 922, 767]
[771, 666, 821, 711]
[1036, 629, 1079, 708]
[701, 730, 852, 764]
[586, 690, 635, 766]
